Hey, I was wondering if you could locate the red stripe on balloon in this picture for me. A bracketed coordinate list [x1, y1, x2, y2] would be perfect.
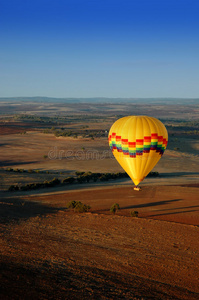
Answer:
[128, 142, 136, 147]
[116, 135, 121, 141]
[151, 133, 158, 139]
[144, 136, 151, 142]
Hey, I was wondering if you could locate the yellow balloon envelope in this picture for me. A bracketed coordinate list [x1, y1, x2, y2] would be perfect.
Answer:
[109, 116, 168, 186]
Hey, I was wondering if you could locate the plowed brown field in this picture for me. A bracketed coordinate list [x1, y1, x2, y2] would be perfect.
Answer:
[1, 184, 199, 299]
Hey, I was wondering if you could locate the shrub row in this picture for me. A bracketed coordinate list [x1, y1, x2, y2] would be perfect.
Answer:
[43, 127, 107, 139]
[74, 171, 159, 183]
[4, 168, 57, 174]
[5, 168, 159, 178]
[75, 171, 129, 184]
[7, 171, 159, 192]
[43, 128, 79, 138]
[8, 178, 61, 192]
[66, 201, 139, 216]
[7, 172, 128, 192]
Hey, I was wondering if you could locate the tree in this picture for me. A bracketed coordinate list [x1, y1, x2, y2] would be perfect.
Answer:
[130, 211, 139, 217]
[74, 202, 91, 213]
[62, 177, 75, 184]
[66, 201, 77, 209]
[66, 201, 91, 213]
[110, 203, 120, 214]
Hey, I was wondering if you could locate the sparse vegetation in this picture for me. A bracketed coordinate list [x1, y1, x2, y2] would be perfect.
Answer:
[74, 202, 91, 213]
[41, 123, 108, 139]
[6, 170, 160, 192]
[62, 177, 75, 184]
[5, 168, 54, 174]
[75, 171, 85, 176]
[66, 200, 78, 209]
[8, 185, 18, 192]
[8, 177, 61, 192]
[1, 102, 199, 300]
[110, 203, 120, 214]
[130, 211, 139, 218]
[67, 200, 91, 213]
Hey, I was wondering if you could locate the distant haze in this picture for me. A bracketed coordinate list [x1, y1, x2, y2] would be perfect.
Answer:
[0, 97, 198, 105]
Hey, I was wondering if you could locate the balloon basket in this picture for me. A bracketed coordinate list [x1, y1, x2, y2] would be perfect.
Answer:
[134, 186, 141, 191]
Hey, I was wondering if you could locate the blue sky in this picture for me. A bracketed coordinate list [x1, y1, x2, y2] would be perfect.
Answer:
[0, 0, 199, 98]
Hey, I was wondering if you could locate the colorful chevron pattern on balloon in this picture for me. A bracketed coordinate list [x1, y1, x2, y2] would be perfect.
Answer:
[109, 133, 168, 157]
[108, 116, 168, 186]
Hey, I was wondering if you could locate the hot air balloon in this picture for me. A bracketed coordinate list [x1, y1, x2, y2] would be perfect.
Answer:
[109, 116, 168, 188]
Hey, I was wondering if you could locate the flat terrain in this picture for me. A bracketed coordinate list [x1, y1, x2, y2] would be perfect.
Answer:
[0, 101, 199, 299]
[1, 184, 199, 299]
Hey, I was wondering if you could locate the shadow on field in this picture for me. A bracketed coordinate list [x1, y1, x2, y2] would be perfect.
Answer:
[0, 160, 37, 167]
[152, 205, 199, 213]
[0, 197, 66, 224]
[121, 199, 182, 210]
[150, 209, 199, 218]
[1, 258, 197, 300]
